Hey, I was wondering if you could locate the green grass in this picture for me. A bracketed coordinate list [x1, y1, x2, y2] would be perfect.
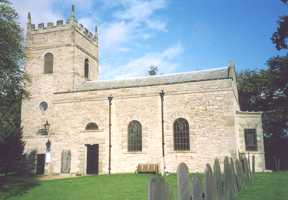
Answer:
[0, 174, 154, 200]
[236, 172, 288, 200]
[1, 172, 287, 200]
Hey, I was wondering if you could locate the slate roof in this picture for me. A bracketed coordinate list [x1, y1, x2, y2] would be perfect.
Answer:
[76, 66, 231, 91]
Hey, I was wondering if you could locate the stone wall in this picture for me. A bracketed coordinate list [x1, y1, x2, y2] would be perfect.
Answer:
[39, 78, 238, 174]
[236, 111, 266, 171]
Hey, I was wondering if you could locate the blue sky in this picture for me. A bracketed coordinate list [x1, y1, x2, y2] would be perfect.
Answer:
[11, 0, 287, 80]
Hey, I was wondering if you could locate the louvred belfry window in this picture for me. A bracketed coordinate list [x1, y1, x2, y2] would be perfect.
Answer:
[44, 53, 53, 74]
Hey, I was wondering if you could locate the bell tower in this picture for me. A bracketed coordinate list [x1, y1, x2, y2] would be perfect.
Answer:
[22, 5, 99, 169]
[25, 5, 99, 93]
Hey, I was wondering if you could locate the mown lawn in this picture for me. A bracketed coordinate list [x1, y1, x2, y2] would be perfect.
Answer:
[235, 172, 288, 200]
[1, 172, 287, 200]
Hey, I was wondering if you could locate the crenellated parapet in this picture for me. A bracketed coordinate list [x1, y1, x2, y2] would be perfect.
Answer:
[27, 5, 98, 43]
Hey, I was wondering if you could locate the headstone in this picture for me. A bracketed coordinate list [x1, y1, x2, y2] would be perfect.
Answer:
[205, 164, 216, 200]
[61, 150, 71, 173]
[224, 157, 232, 200]
[252, 155, 255, 175]
[192, 175, 202, 200]
[235, 159, 243, 191]
[148, 176, 171, 200]
[230, 158, 237, 194]
[213, 158, 223, 200]
[177, 163, 191, 200]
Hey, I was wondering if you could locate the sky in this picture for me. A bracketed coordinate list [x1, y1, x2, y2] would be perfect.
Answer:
[10, 0, 288, 80]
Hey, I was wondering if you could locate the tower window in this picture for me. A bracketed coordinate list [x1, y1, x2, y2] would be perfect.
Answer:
[44, 53, 53, 74]
[174, 118, 190, 151]
[128, 120, 142, 152]
[84, 58, 89, 79]
[244, 129, 257, 151]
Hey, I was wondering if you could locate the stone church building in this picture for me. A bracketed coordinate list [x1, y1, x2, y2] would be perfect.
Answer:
[21, 7, 265, 176]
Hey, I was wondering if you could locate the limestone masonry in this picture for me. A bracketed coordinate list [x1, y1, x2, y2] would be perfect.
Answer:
[21, 6, 266, 176]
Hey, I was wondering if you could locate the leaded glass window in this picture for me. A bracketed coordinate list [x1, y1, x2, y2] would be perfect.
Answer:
[174, 118, 190, 151]
[44, 53, 53, 74]
[244, 129, 257, 151]
[84, 58, 89, 79]
[128, 120, 142, 152]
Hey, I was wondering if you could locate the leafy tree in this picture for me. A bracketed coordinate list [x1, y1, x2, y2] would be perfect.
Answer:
[0, 0, 26, 175]
[148, 65, 159, 76]
[272, 0, 288, 50]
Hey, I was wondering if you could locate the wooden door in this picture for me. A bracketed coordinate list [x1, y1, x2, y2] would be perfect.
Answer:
[86, 144, 99, 174]
[36, 154, 45, 175]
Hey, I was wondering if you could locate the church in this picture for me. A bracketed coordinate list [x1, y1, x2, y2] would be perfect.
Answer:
[21, 6, 265, 176]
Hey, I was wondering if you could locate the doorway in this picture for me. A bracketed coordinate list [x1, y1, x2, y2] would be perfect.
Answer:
[86, 144, 99, 174]
[36, 154, 45, 175]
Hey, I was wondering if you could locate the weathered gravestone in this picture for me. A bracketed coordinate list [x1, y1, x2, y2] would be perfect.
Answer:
[230, 158, 237, 194]
[148, 176, 171, 200]
[224, 157, 233, 200]
[192, 175, 202, 200]
[61, 150, 71, 173]
[177, 163, 191, 200]
[205, 163, 216, 200]
[213, 158, 223, 200]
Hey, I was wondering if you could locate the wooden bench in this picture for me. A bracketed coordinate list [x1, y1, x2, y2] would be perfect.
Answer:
[137, 163, 159, 174]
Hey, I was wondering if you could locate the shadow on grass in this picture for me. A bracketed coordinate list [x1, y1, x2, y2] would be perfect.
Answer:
[0, 175, 40, 200]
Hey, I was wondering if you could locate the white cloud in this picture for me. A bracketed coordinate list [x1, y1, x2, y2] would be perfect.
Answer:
[100, 0, 168, 54]
[100, 21, 135, 55]
[11, 0, 62, 28]
[100, 43, 183, 80]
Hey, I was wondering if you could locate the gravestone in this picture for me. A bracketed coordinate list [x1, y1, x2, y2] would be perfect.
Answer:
[213, 158, 223, 200]
[205, 163, 216, 200]
[148, 176, 171, 200]
[61, 150, 71, 173]
[177, 163, 191, 200]
[192, 175, 202, 200]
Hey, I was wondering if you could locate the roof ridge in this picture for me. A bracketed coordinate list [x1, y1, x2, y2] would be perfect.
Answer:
[87, 66, 228, 83]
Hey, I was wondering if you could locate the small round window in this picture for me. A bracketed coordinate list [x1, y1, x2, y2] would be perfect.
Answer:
[39, 101, 48, 112]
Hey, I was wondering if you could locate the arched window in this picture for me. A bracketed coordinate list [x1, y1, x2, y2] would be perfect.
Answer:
[84, 58, 89, 79]
[85, 122, 98, 130]
[128, 120, 142, 152]
[173, 118, 190, 151]
[44, 53, 53, 74]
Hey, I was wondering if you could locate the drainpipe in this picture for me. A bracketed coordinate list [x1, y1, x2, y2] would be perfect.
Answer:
[108, 95, 113, 175]
[159, 90, 166, 173]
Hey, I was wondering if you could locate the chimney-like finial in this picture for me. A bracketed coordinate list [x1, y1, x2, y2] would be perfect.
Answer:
[95, 25, 98, 33]
[71, 4, 75, 21]
[27, 12, 31, 24]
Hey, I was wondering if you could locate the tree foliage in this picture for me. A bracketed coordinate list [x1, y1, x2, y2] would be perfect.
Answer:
[148, 65, 159, 76]
[0, 0, 26, 175]
[272, 0, 288, 50]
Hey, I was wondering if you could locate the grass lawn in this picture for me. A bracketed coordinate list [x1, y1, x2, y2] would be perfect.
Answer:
[236, 172, 288, 200]
[0, 174, 179, 200]
[1, 172, 287, 200]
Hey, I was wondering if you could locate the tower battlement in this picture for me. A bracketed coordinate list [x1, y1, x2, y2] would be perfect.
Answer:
[27, 5, 98, 43]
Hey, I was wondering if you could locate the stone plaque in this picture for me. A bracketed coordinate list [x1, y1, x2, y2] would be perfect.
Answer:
[61, 150, 71, 174]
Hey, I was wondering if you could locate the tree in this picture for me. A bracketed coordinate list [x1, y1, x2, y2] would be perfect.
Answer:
[272, 0, 288, 50]
[148, 65, 159, 76]
[0, 0, 26, 175]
